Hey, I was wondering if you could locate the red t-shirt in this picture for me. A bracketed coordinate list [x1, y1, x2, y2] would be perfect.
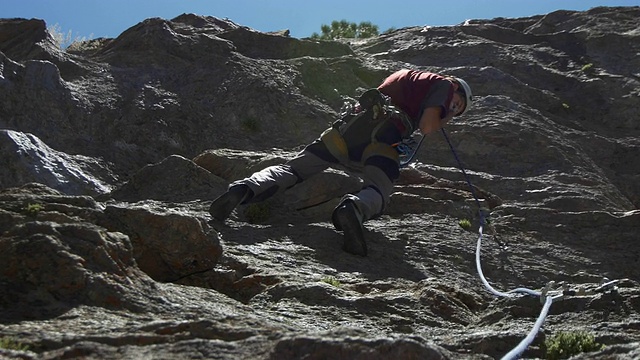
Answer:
[377, 69, 454, 125]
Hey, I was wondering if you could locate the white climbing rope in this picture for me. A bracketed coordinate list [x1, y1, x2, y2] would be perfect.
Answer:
[475, 222, 541, 299]
[442, 128, 619, 359]
[502, 295, 555, 360]
[475, 220, 560, 360]
[442, 127, 558, 358]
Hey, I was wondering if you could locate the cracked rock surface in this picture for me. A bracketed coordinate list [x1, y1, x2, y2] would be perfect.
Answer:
[1, 7, 639, 359]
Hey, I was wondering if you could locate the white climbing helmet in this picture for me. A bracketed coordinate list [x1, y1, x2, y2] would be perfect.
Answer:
[453, 77, 473, 115]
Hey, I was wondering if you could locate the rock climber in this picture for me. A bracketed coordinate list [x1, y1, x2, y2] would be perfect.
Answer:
[209, 69, 473, 256]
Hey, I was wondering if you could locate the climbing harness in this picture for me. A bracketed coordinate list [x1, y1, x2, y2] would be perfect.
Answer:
[441, 128, 621, 360]
[322, 89, 415, 170]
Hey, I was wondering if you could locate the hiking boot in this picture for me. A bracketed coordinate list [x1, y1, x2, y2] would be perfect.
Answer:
[332, 201, 367, 256]
[209, 184, 251, 221]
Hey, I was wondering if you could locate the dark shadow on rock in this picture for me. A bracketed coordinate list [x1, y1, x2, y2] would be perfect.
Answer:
[213, 220, 427, 283]
[324, 225, 428, 282]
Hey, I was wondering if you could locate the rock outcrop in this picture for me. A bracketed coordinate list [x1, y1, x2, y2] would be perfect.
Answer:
[0, 7, 639, 359]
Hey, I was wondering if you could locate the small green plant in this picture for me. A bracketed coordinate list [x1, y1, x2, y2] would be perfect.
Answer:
[321, 277, 341, 287]
[0, 337, 30, 351]
[545, 331, 604, 360]
[458, 218, 472, 230]
[451, 254, 465, 265]
[581, 63, 594, 73]
[243, 203, 270, 223]
[24, 203, 43, 217]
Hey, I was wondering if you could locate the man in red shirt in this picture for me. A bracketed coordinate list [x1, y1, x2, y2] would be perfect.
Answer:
[209, 69, 473, 256]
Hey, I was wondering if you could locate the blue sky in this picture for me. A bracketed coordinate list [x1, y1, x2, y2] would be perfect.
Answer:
[3, 0, 639, 39]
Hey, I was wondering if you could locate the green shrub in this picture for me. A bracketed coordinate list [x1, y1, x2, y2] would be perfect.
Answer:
[0, 337, 30, 351]
[545, 331, 604, 360]
[24, 203, 43, 217]
[310, 20, 379, 40]
[458, 218, 472, 230]
[321, 277, 341, 287]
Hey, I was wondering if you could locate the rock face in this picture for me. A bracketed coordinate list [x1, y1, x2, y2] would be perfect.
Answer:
[0, 7, 639, 359]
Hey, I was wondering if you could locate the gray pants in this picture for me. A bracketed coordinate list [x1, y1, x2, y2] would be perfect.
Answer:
[230, 142, 395, 222]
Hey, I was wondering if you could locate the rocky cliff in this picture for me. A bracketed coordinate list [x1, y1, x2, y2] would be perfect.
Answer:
[0, 7, 639, 359]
